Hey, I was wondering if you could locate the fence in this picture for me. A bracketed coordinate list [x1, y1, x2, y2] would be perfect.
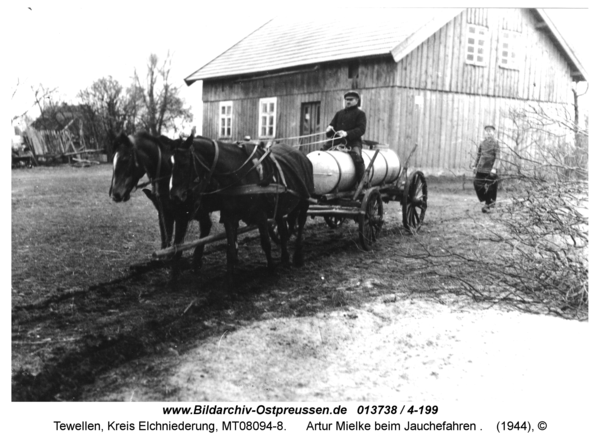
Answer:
[22, 120, 103, 165]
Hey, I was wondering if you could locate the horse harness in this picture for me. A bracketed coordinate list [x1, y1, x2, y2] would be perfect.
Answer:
[128, 135, 171, 243]
[183, 138, 304, 222]
[129, 135, 169, 196]
[188, 139, 294, 198]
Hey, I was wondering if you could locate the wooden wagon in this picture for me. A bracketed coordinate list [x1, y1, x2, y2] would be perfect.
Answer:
[280, 141, 428, 250]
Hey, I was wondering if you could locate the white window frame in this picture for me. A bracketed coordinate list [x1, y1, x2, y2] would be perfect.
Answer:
[258, 97, 277, 138]
[218, 101, 233, 138]
[465, 24, 489, 66]
[499, 30, 521, 70]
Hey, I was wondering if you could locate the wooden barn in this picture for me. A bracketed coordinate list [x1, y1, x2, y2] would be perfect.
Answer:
[184, 8, 586, 174]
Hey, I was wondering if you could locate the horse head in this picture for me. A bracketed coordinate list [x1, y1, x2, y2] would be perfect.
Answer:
[109, 132, 145, 202]
[169, 130, 199, 204]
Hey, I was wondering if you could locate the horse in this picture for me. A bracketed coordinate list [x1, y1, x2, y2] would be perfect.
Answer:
[169, 135, 314, 283]
[109, 131, 216, 279]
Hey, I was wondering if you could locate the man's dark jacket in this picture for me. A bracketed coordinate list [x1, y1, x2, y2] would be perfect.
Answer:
[326, 106, 367, 148]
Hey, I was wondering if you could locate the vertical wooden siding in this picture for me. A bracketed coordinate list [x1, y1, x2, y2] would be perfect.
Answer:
[386, 88, 573, 174]
[396, 8, 573, 102]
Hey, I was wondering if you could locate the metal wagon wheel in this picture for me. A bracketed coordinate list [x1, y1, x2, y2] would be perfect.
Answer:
[358, 188, 384, 251]
[402, 170, 428, 233]
[324, 215, 346, 229]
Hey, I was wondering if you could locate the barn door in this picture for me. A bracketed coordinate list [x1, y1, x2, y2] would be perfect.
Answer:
[300, 101, 321, 153]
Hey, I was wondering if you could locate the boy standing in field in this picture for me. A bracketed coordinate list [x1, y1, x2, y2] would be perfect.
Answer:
[472, 124, 501, 213]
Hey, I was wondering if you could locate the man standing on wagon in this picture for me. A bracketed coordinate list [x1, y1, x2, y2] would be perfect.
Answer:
[324, 90, 367, 188]
[472, 124, 501, 213]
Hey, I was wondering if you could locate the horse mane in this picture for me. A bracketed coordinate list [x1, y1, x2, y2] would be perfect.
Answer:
[132, 131, 181, 154]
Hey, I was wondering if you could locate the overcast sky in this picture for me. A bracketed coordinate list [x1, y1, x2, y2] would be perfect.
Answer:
[5, 1, 592, 132]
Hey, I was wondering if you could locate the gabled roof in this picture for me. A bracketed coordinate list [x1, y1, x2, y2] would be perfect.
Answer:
[185, 7, 586, 84]
[185, 8, 463, 84]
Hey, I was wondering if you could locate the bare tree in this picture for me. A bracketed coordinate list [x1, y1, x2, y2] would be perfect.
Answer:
[123, 83, 145, 134]
[78, 76, 127, 135]
[77, 76, 152, 154]
[134, 53, 192, 135]
[11, 81, 58, 125]
[77, 76, 132, 155]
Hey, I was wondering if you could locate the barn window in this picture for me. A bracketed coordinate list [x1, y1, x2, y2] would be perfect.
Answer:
[465, 24, 489, 66]
[218, 101, 233, 138]
[499, 30, 521, 70]
[258, 97, 277, 138]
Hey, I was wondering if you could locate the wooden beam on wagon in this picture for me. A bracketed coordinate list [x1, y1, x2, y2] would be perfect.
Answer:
[353, 149, 380, 200]
[307, 209, 362, 217]
[397, 143, 419, 184]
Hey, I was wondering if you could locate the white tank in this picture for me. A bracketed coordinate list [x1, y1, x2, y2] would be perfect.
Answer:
[307, 150, 356, 194]
[307, 148, 401, 195]
[363, 148, 401, 185]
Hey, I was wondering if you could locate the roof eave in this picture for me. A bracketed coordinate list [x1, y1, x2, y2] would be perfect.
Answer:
[186, 53, 393, 83]
[535, 9, 587, 82]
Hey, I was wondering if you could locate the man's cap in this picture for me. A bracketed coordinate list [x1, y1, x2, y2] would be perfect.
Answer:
[344, 90, 360, 100]
[484, 124, 496, 130]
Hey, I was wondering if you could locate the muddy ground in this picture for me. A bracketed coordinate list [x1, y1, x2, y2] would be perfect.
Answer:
[11, 164, 589, 402]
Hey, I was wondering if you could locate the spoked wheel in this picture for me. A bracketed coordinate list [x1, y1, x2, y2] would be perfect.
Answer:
[358, 188, 384, 251]
[324, 215, 346, 229]
[402, 170, 428, 233]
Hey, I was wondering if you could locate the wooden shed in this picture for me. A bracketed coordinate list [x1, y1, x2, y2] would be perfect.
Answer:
[185, 8, 586, 174]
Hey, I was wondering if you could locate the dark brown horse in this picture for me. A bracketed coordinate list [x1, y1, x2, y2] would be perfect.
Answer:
[109, 131, 216, 279]
[169, 136, 314, 282]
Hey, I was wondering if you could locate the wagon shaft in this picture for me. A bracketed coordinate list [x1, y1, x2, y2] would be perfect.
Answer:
[153, 224, 261, 259]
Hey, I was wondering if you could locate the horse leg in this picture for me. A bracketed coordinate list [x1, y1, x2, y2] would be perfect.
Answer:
[275, 216, 290, 266]
[258, 222, 276, 272]
[286, 211, 298, 237]
[163, 210, 175, 249]
[224, 218, 239, 283]
[158, 214, 169, 248]
[192, 211, 212, 273]
[293, 201, 309, 267]
[143, 189, 171, 248]
[171, 215, 189, 282]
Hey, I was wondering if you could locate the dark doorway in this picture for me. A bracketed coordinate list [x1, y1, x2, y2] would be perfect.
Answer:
[300, 101, 321, 153]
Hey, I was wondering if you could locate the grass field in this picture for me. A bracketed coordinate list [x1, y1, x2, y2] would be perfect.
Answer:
[11, 163, 585, 401]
